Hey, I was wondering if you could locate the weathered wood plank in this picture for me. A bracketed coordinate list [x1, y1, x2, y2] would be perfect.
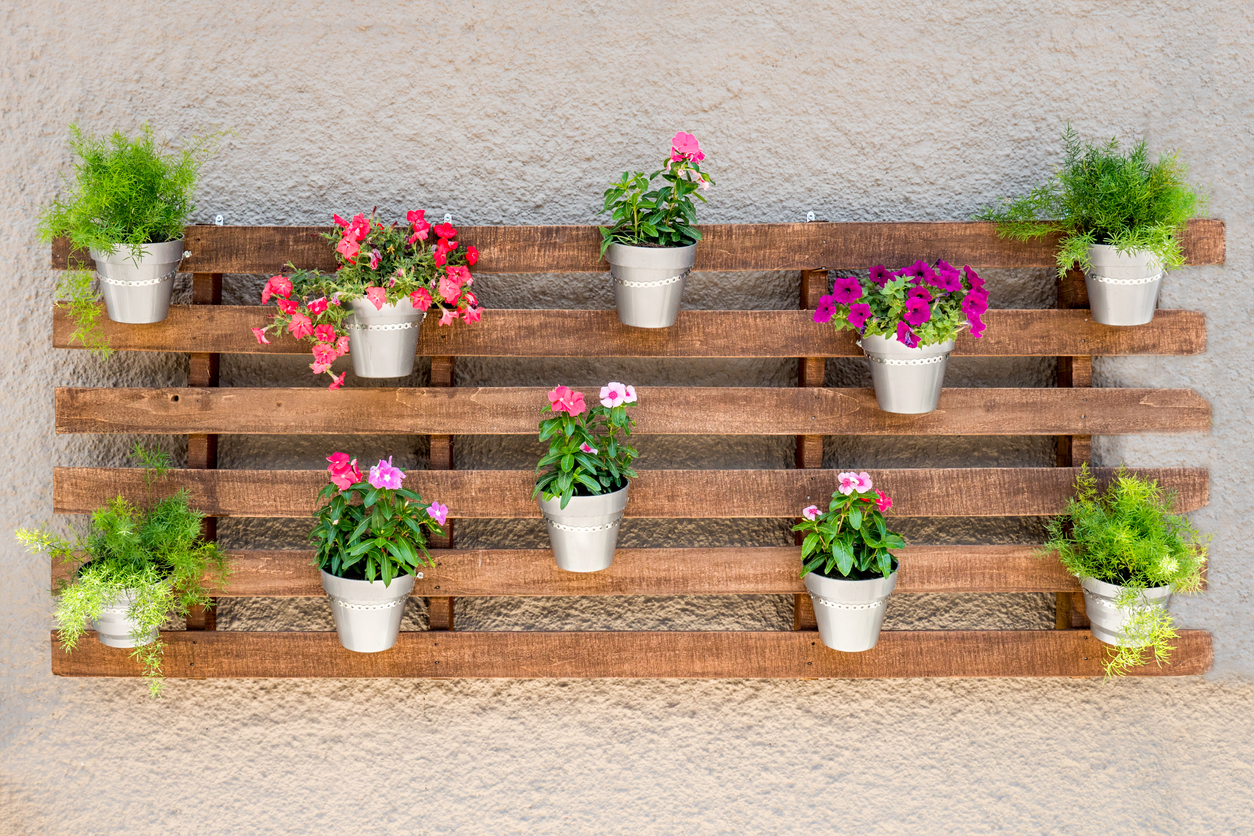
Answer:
[51, 545, 1080, 597]
[52, 306, 1207, 358]
[54, 386, 1212, 437]
[49, 629, 1213, 678]
[52, 467, 1209, 519]
[51, 219, 1225, 273]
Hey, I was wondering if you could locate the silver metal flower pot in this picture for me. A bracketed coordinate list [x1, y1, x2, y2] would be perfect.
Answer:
[859, 334, 955, 414]
[538, 484, 628, 572]
[1080, 576, 1173, 647]
[1085, 245, 1164, 327]
[91, 588, 160, 648]
[320, 570, 415, 653]
[346, 297, 425, 378]
[605, 243, 696, 329]
[89, 239, 186, 324]
[804, 570, 897, 652]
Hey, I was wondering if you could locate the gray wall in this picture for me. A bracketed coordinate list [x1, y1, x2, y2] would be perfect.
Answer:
[3, 2, 1253, 833]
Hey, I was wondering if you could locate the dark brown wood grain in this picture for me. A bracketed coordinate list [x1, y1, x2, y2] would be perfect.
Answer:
[49, 629, 1213, 678]
[426, 354, 455, 631]
[1056, 267, 1094, 629]
[51, 219, 1225, 273]
[52, 466, 1209, 519]
[55, 386, 1212, 437]
[52, 306, 1207, 358]
[184, 272, 222, 632]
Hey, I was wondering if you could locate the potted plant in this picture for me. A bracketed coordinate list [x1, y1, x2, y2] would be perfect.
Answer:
[532, 383, 639, 572]
[794, 472, 904, 652]
[599, 132, 714, 328]
[253, 211, 483, 385]
[1042, 465, 1207, 676]
[978, 126, 1202, 326]
[37, 124, 222, 331]
[814, 261, 989, 414]
[314, 451, 449, 651]
[16, 445, 229, 695]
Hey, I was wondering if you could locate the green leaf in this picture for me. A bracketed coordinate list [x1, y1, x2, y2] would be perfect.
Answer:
[832, 539, 855, 577]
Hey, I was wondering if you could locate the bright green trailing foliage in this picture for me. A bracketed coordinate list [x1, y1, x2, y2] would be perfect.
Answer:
[977, 126, 1202, 278]
[1042, 464, 1208, 677]
[37, 124, 223, 359]
[16, 445, 229, 696]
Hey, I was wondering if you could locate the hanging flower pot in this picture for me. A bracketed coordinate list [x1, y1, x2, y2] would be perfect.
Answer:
[815, 261, 989, 415]
[252, 210, 484, 390]
[320, 570, 416, 653]
[538, 484, 629, 573]
[859, 333, 955, 415]
[313, 452, 449, 653]
[91, 588, 161, 648]
[1085, 245, 1164, 326]
[599, 132, 713, 329]
[533, 383, 640, 572]
[346, 296, 425, 378]
[795, 472, 904, 652]
[1080, 577, 1173, 647]
[89, 239, 187, 324]
[605, 243, 696, 328]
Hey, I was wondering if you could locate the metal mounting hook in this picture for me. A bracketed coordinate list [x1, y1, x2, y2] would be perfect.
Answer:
[214, 214, 224, 226]
[443, 213, 453, 225]
[806, 211, 816, 223]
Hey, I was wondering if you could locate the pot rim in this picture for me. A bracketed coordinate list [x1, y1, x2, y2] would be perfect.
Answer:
[536, 481, 629, 515]
[859, 332, 956, 357]
[1079, 575, 1172, 598]
[89, 237, 186, 264]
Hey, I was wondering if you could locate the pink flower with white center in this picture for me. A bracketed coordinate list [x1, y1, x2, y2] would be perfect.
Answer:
[251, 327, 270, 345]
[426, 501, 449, 526]
[368, 456, 405, 490]
[276, 298, 299, 315]
[287, 314, 314, 340]
[580, 442, 598, 455]
[622, 385, 637, 404]
[802, 505, 820, 521]
[410, 288, 433, 311]
[853, 472, 873, 492]
[312, 342, 338, 368]
[438, 276, 461, 303]
[365, 287, 387, 311]
[837, 471, 861, 496]
[600, 381, 629, 408]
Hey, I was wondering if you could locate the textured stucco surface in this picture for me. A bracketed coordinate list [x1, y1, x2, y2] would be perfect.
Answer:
[2, 1, 1253, 833]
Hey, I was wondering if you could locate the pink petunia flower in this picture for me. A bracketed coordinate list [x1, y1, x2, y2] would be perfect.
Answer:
[261, 275, 293, 305]
[433, 223, 457, 240]
[368, 456, 406, 490]
[369, 248, 381, 270]
[847, 302, 872, 331]
[963, 265, 984, 291]
[312, 342, 338, 367]
[868, 265, 891, 288]
[406, 210, 426, 226]
[329, 372, 346, 390]
[410, 288, 433, 311]
[461, 306, 482, 324]
[251, 327, 271, 345]
[831, 276, 863, 305]
[433, 250, 447, 267]
[346, 214, 371, 242]
[438, 307, 457, 326]
[802, 505, 820, 521]
[600, 381, 629, 408]
[365, 287, 387, 311]
[276, 298, 300, 315]
[336, 236, 360, 263]
[335, 335, 351, 356]
[438, 276, 461, 303]
[288, 314, 314, 340]
[426, 501, 449, 526]
[313, 324, 337, 343]
[908, 286, 933, 303]
[813, 294, 837, 324]
[465, 245, 479, 266]
[874, 490, 893, 513]
[333, 214, 349, 228]
[307, 297, 328, 316]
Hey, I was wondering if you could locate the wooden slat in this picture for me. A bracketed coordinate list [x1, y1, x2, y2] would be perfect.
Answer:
[52, 307, 1207, 358]
[54, 386, 1212, 437]
[49, 629, 1213, 678]
[51, 219, 1225, 273]
[51, 545, 1080, 597]
[52, 467, 1209, 519]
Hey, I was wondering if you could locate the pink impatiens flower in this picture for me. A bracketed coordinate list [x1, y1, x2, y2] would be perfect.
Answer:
[313, 324, 337, 344]
[600, 381, 629, 408]
[838, 471, 872, 496]
[326, 452, 362, 491]
[622, 385, 637, 404]
[874, 490, 893, 513]
[670, 131, 705, 162]
[365, 287, 387, 311]
[261, 275, 293, 305]
[251, 327, 271, 345]
[288, 314, 314, 340]
[813, 294, 837, 324]
[548, 385, 586, 417]
[847, 302, 872, 331]
[830, 276, 863, 305]
[410, 288, 433, 311]
[802, 505, 820, 521]
[368, 456, 405, 490]
[426, 501, 449, 526]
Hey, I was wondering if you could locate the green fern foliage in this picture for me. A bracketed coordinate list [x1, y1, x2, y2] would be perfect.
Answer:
[977, 126, 1202, 277]
[16, 444, 229, 696]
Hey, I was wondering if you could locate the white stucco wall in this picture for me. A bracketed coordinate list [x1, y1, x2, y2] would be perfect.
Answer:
[3, 2, 1252, 833]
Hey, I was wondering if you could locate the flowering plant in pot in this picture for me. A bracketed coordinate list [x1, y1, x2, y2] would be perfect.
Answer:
[16, 445, 229, 695]
[532, 382, 639, 572]
[794, 472, 904, 652]
[814, 260, 989, 414]
[1042, 465, 1207, 677]
[37, 124, 223, 340]
[313, 452, 449, 652]
[978, 126, 1202, 326]
[599, 132, 714, 328]
[253, 211, 483, 386]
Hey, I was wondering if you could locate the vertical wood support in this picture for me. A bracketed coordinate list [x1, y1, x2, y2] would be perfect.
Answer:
[427, 355, 456, 631]
[1055, 267, 1091, 629]
[186, 272, 222, 631]
[793, 269, 828, 631]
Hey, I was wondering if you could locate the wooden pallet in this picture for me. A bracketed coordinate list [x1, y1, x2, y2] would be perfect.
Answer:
[47, 220, 1222, 679]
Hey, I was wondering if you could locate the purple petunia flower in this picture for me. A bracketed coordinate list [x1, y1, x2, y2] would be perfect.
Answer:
[962, 291, 989, 319]
[904, 260, 935, 287]
[907, 285, 933, 303]
[968, 313, 987, 339]
[933, 260, 963, 292]
[964, 265, 984, 291]
[813, 294, 837, 324]
[831, 276, 864, 305]
[896, 321, 920, 348]
[847, 302, 872, 331]
[868, 265, 892, 287]
[904, 296, 932, 327]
